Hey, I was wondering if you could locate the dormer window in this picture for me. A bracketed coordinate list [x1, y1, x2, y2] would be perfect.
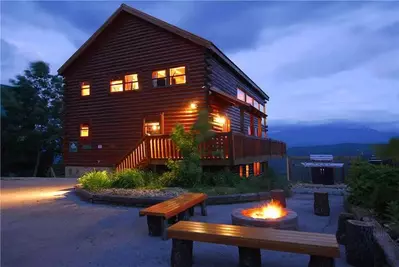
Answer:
[81, 82, 90, 96]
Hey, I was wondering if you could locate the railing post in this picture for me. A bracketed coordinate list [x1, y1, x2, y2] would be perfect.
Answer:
[145, 137, 151, 163]
[229, 131, 234, 166]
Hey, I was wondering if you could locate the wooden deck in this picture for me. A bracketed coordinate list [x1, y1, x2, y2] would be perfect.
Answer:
[116, 132, 286, 171]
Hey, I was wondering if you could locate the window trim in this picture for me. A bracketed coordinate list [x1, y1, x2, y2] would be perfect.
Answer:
[80, 81, 91, 97]
[152, 66, 187, 88]
[236, 87, 267, 114]
[109, 73, 140, 93]
[79, 123, 90, 138]
[143, 113, 164, 136]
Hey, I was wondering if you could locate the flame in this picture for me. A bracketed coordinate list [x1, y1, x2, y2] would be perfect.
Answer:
[247, 200, 287, 219]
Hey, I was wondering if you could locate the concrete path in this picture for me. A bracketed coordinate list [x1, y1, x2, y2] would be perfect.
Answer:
[1, 178, 351, 267]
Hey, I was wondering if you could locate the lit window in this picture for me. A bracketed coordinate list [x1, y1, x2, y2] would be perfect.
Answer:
[253, 100, 259, 109]
[237, 88, 245, 101]
[81, 82, 90, 96]
[144, 122, 161, 135]
[110, 79, 123, 92]
[239, 166, 243, 177]
[169, 66, 186, 85]
[80, 124, 89, 137]
[246, 95, 253, 105]
[124, 74, 139, 90]
[245, 165, 249, 178]
[152, 70, 167, 87]
[254, 162, 260, 176]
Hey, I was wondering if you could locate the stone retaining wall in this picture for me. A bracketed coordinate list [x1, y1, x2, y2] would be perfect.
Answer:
[75, 186, 270, 207]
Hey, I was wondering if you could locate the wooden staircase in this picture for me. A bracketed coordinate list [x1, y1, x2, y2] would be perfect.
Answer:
[116, 137, 150, 171]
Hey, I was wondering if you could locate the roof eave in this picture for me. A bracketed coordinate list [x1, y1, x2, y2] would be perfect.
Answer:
[209, 45, 269, 101]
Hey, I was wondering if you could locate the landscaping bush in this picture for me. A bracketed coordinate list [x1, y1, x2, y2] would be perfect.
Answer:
[78, 170, 113, 191]
[387, 201, 399, 224]
[112, 169, 146, 189]
[202, 171, 241, 187]
[347, 160, 399, 220]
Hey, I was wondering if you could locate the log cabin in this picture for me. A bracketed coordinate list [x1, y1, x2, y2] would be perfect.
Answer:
[59, 4, 286, 178]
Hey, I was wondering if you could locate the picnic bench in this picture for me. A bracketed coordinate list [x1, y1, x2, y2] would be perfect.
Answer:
[168, 221, 340, 267]
[139, 193, 207, 240]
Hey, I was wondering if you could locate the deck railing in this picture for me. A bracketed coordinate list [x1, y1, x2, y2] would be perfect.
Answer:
[116, 132, 286, 171]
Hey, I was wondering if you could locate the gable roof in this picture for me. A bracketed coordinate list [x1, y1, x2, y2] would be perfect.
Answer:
[58, 4, 269, 100]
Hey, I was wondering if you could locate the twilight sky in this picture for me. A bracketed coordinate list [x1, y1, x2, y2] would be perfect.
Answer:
[1, 1, 399, 128]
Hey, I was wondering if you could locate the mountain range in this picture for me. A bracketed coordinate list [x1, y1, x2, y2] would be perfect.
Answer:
[268, 122, 398, 147]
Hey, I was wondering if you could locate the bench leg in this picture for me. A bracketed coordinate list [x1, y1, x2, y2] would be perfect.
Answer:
[189, 207, 195, 217]
[308, 255, 335, 267]
[171, 239, 193, 267]
[200, 201, 207, 216]
[161, 217, 168, 240]
[238, 247, 261, 267]
[178, 210, 190, 221]
[147, 216, 163, 237]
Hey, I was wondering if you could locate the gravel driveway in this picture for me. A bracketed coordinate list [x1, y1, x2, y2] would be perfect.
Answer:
[1, 178, 351, 267]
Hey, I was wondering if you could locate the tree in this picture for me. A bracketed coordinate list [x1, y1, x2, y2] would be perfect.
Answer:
[1, 61, 64, 176]
[167, 110, 214, 187]
[374, 137, 399, 165]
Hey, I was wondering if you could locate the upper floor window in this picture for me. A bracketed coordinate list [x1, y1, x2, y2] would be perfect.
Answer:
[246, 95, 253, 105]
[110, 79, 123, 92]
[80, 124, 89, 137]
[124, 74, 139, 90]
[152, 66, 186, 87]
[169, 66, 186, 85]
[81, 82, 90, 96]
[237, 88, 245, 102]
[152, 70, 167, 87]
[253, 100, 259, 109]
[111, 73, 139, 92]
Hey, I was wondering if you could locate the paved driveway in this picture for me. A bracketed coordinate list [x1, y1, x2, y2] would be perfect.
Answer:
[1, 178, 351, 267]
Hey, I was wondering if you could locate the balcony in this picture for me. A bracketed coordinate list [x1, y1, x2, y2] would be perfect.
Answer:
[116, 132, 286, 171]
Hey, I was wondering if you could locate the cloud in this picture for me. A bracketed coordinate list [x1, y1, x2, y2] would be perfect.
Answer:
[1, 1, 88, 82]
[229, 3, 399, 125]
[0, 1, 195, 83]
[1, 1, 397, 128]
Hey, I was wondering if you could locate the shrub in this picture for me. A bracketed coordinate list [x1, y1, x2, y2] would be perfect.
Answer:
[78, 170, 113, 191]
[202, 171, 241, 187]
[387, 201, 399, 224]
[157, 170, 178, 187]
[167, 110, 214, 188]
[347, 160, 399, 220]
[112, 169, 145, 189]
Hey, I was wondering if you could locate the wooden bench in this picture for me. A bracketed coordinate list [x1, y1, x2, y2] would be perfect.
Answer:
[167, 221, 340, 267]
[139, 193, 207, 240]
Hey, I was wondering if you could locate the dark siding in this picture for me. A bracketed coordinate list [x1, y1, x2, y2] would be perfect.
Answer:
[63, 11, 206, 167]
[206, 55, 267, 136]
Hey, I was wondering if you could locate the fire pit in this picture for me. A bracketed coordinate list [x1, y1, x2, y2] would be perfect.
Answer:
[231, 200, 298, 230]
